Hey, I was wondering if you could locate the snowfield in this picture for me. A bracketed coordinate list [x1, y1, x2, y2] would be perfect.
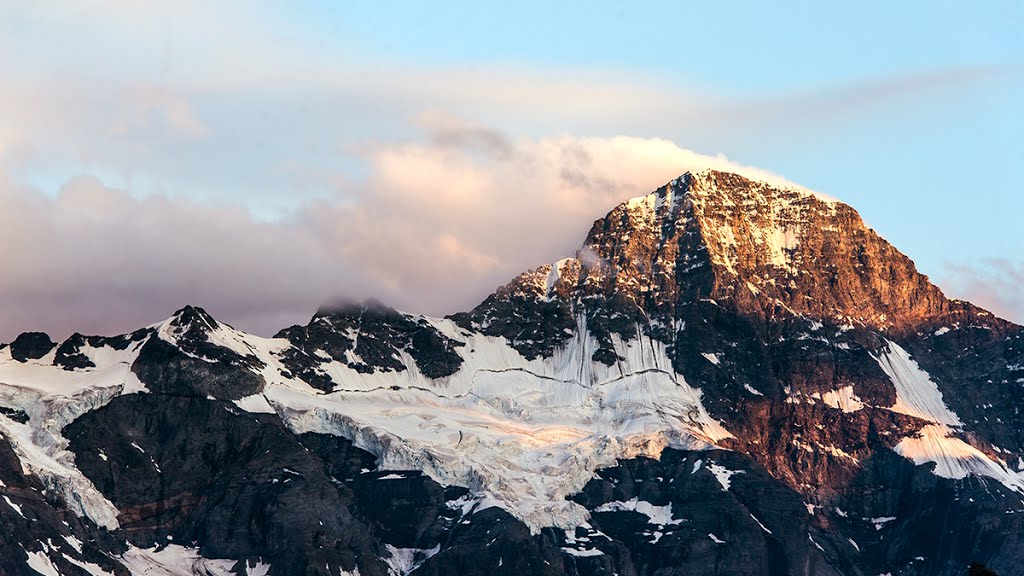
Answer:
[2, 312, 732, 532]
[264, 316, 731, 530]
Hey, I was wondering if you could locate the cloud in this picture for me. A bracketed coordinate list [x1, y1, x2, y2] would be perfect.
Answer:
[0, 172, 360, 341]
[0, 0, 1008, 218]
[0, 2, 1016, 339]
[0, 127, 812, 341]
[937, 259, 1024, 325]
[114, 85, 209, 139]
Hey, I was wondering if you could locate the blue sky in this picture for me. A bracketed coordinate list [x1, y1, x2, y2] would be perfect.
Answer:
[0, 1, 1021, 337]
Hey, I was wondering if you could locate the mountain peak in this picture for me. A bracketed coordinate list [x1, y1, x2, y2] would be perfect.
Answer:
[459, 168, 961, 366]
[168, 305, 219, 331]
[576, 169, 953, 333]
[314, 298, 401, 321]
[3, 169, 1023, 576]
[8, 331, 56, 362]
[622, 169, 834, 216]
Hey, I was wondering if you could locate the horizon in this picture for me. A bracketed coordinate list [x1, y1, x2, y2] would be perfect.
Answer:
[1, 1, 1021, 339]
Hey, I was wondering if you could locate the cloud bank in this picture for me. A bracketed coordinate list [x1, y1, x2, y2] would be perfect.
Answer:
[0, 128, 809, 340]
[0, 2, 1017, 339]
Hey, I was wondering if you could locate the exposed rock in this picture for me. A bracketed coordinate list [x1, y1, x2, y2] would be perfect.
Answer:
[0, 433, 129, 576]
[9, 332, 55, 362]
[451, 260, 580, 360]
[132, 336, 265, 399]
[65, 394, 392, 576]
[0, 406, 28, 424]
[276, 299, 464, 390]
[969, 564, 1000, 576]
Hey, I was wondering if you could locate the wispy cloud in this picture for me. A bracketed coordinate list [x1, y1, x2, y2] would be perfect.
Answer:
[0, 127, 812, 340]
[113, 85, 209, 139]
[0, 1, 1011, 214]
[938, 259, 1024, 325]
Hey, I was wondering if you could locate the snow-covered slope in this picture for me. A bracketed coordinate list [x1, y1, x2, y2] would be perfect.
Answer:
[0, 342, 145, 529]
[1, 305, 733, 532]
[267, 317, 731, 529]
[874, 339, 1024, 491]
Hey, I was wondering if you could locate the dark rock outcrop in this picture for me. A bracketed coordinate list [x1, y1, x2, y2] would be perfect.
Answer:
[65, 394, 393, 576]
[450, 261, 580, 360]
[131, 336, 265, 399]
[9, 332, 55, 362]
[568, 448, 842, 576]
[275, 300, 464, 391]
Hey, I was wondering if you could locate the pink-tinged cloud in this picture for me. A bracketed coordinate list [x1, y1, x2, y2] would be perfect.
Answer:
[0, 127, 815, 341]
[938, 260, 1024, 325]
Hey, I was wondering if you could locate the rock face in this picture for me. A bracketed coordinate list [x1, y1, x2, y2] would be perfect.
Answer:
[9, 332, 56, 362]
[276, 300, 465, 390]
[0, 434, 129, 576]
[66, 395, 406, 576]
[0, 169, 1021, 576]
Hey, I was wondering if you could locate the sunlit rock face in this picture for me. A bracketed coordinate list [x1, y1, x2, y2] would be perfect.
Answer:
[0, 170, 1021, 576]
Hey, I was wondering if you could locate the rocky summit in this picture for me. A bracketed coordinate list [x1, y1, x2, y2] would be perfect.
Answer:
[1, 169, 1021, 576]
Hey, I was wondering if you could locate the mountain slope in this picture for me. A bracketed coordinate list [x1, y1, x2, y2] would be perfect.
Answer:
[0, 169, 1020, 576]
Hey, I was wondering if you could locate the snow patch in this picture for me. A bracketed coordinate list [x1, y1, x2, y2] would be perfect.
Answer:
[749, 513, 772, 534]
[3, 494, 24, 517]
[120, 545, 237, 576]
[383, 543, 439, 575]
[706, 461, 744, 490]
[819, 386, 863, 413]
[562, 547, 604, 557]
[243, 560, 271, 576]
[594, 498, 683, 525]
[234, 394, 276, 414]
[62, 534, 84, 554]
[895, 425, 1024, 491]
[869, 516, 896, 531]
[25, 550, 61, 576]
[873, 340, 961, 426]
[701, 353, 721, 366]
